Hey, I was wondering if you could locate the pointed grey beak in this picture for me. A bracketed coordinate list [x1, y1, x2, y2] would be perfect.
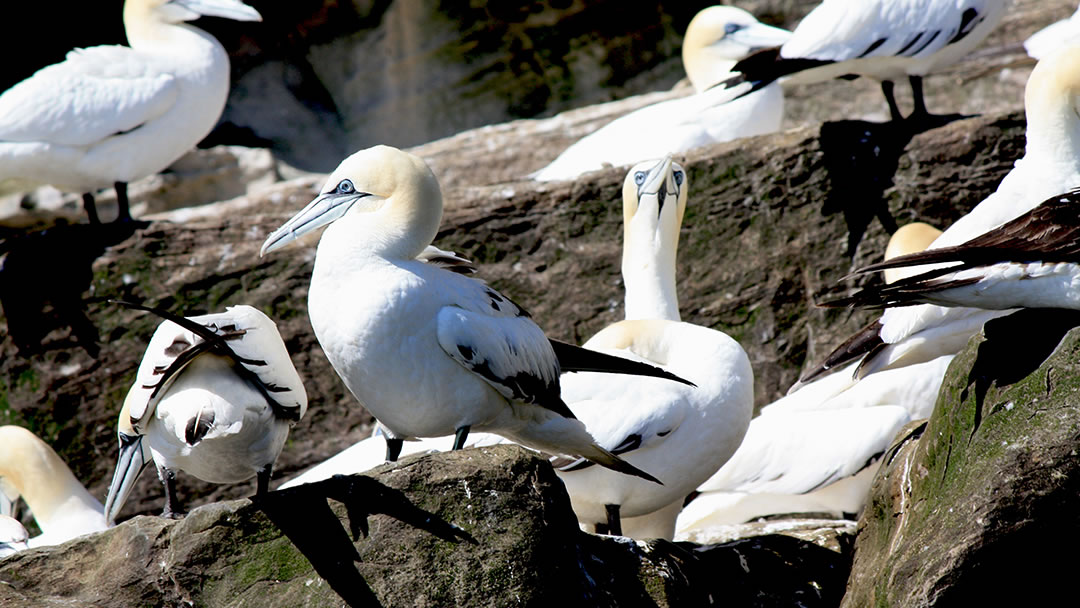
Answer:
[726, 21, 792, 52]
[176, 0, 262, 22]
[260, 191, 369, 257]
[640, 156, 676, 215]
[103, 432, 152, 525]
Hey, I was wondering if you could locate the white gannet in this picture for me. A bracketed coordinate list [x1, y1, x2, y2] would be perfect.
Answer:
[800, 44, 1080, 385]
[0, 514, 29, 558]
[1025, 4, 1080, 60]
[260, 145, 667, 483]
[0, 426, 108, 548]
[553, 158, 754, 539]
[531, 7, 790, 182]
[728, 0, 1009, 122]
[0, 0, 261, 223]
[102, 380, 155, 524]
[825, 190, 1080, 311]
[107, 303, 307, 518]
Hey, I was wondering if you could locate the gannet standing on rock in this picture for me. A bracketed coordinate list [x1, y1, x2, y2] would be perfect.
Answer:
[0, 0, 261, 223]
[727, 0, 1008, 122]
[554, 158, 754, 539]
[0, 426, 108, 548]
[261, 145, 665, 483]
[106, 303, 307, 518]
[531, 7, 790, 182]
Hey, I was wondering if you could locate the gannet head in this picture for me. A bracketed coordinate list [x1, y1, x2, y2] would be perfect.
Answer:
[103, 389, 154, 525]
[126, 0, 262, 26]
[261, 145, 443, 261]
[0, 514, 29, 558]
[682, 6, 792, 92]
[0, 426, 98, 532]
[883, 222, 943, 284]
[1023, 43, 1080, 161]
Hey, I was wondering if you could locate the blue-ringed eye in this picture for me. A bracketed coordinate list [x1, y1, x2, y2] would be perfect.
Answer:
[634, 171, 647, 185]
[724, 23, 743, 35]
[337, 179, 355, 194]
[674, 171, 684, 186]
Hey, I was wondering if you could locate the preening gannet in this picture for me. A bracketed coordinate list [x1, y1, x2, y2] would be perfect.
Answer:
[107, 303, 306, 518]
[0, 514, 29, 558]
[261, 145, 667, 483]
[728, 0, 1008, 122]
[0, 426, 108, 548]
[802, 44, 1080, 384]
[826, 190, 1080, 311]
[530, 7, 790, 182]
[553, 158, 753, 539]
[0, 0, 261, 223]
[1025, 4, 1080, 60]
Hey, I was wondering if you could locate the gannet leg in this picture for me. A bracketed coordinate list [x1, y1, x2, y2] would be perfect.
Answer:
[256, 464, 272, 498]
[909, 75, 929, 119]
[604, 504, 622, 536]
[385, 437, 403, 462]
[452, 426, 471, 451]
[157, 465, 185, 519]
[114, 182, 131, 222]
[881, 80, 905, 122]
[82, 193, 101, 225]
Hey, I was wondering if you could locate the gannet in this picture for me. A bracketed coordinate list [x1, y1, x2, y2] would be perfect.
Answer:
[0, 426, 108, 547]
[553, 158, 754, 538]
[0, 514, 29, 558]
[801, 44, 1080, 385]
[261, 145, 664, 482]
[102, 381, 154, 524]
[107, 303, 307, 518]
[825, 190, 1080, 311]
[0, 0, 261, 223]
[1025, 4, 1080, 60]
[530, 7, 790, 182]
[728, 0, 1009, 122]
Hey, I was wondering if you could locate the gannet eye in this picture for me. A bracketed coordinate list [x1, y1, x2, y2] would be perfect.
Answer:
[336, 179, 355, 194]
[724, 23, 743, 35]
[673, 171, 684, 186]
[634, 171, 647, 185]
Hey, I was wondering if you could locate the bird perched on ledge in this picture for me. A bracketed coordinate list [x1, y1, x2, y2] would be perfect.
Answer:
[0, 0, 261, 223]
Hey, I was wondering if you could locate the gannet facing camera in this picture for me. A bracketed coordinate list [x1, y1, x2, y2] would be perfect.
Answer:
[107, 303, 307, 519]
[0, 426, 108, 548]
[261, 145, 668, 483]
[0, 0, 261, 223]
[530, 7, 790, 182]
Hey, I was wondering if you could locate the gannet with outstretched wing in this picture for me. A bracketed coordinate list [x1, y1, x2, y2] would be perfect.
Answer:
[0, 0, 261, 223]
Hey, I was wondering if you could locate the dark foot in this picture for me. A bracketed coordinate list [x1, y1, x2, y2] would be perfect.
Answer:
[82, 193, 101, 225]
[452, 426, 470, 450]
[114, 182, 131, 222]
[158, 465, 185, 519]
[255, 464, 273, 498]
[385, 437, 403, 462]
[881, 80, 904, 122]
[604, 504, 622, 536]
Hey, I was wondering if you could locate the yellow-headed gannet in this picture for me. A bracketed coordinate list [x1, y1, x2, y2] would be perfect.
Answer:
[882, 221, 944, 284]
[1025, 4, 1080, 60]
[800, 44, 1080, 386]
[728, 0, 1008, 122]
[825, 189, 1080, 311]
[531, 7, 790, 182]
[0, 426, 108, 547]
[102, 380, 155, 524]
[0, 0, 261, 223]
[0, 514, 29, 558]
[553, 158, 753, 539]
[106, 303, 306, 518]
[261, 145, 669, 483]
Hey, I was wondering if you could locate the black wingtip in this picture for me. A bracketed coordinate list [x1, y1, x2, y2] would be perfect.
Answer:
[798, 320, 884, 385]
[550, 339, 696, 387]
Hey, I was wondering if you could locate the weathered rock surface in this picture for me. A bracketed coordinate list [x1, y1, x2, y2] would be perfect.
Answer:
[842, 311, 1080, 606]
[0, 446, 853, 607]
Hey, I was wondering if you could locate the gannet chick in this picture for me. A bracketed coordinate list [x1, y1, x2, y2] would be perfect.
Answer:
[728, 0, 1009, 122]
[0, 0, 261, 223]
[0, 514, 29, 557]
[554, 158, 753, 538]
[531, 7, 790, 182]
[0, 426, 108, 547]
[1025, 4, 1080, 60]
[825, 190, 1080, 311]
[261, 145, 661, 483]
[800, 44, 1080, 385]
[110, 303, 307, 518]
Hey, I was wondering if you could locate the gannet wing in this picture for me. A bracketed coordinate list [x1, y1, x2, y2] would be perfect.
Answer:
[0, 45, 178, 146]
[416, 245, 477, 275]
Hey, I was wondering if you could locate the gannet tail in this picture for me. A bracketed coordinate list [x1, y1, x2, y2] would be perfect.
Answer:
[577, 443, 662, 485]
[723, 46, 835, 97]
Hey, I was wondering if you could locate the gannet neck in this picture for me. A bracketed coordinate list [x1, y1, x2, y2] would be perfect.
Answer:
[0, 426, 100, 532]
[620, 159, 687, 321]
[1022, 44, 1080, 169]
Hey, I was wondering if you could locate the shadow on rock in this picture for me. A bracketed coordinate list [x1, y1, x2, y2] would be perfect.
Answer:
[256, 473, 475, 608]
[819, 115, 966, 256]
[0, 220, 145, 358]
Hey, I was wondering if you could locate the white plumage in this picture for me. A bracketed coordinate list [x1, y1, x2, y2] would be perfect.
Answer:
[1025, 4, 1080, 60]
[531, 7, 790, 182]
[0, 0, 261, 222]
[0, 514, 29, 558]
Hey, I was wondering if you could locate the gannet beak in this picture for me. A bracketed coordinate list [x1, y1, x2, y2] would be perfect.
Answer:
[260, 190, 369, 256]
[640, 156, 676, 214]
[725, 21, 792, 52]
[175, 0, 262, 22]
[103, 432, 152, 525]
